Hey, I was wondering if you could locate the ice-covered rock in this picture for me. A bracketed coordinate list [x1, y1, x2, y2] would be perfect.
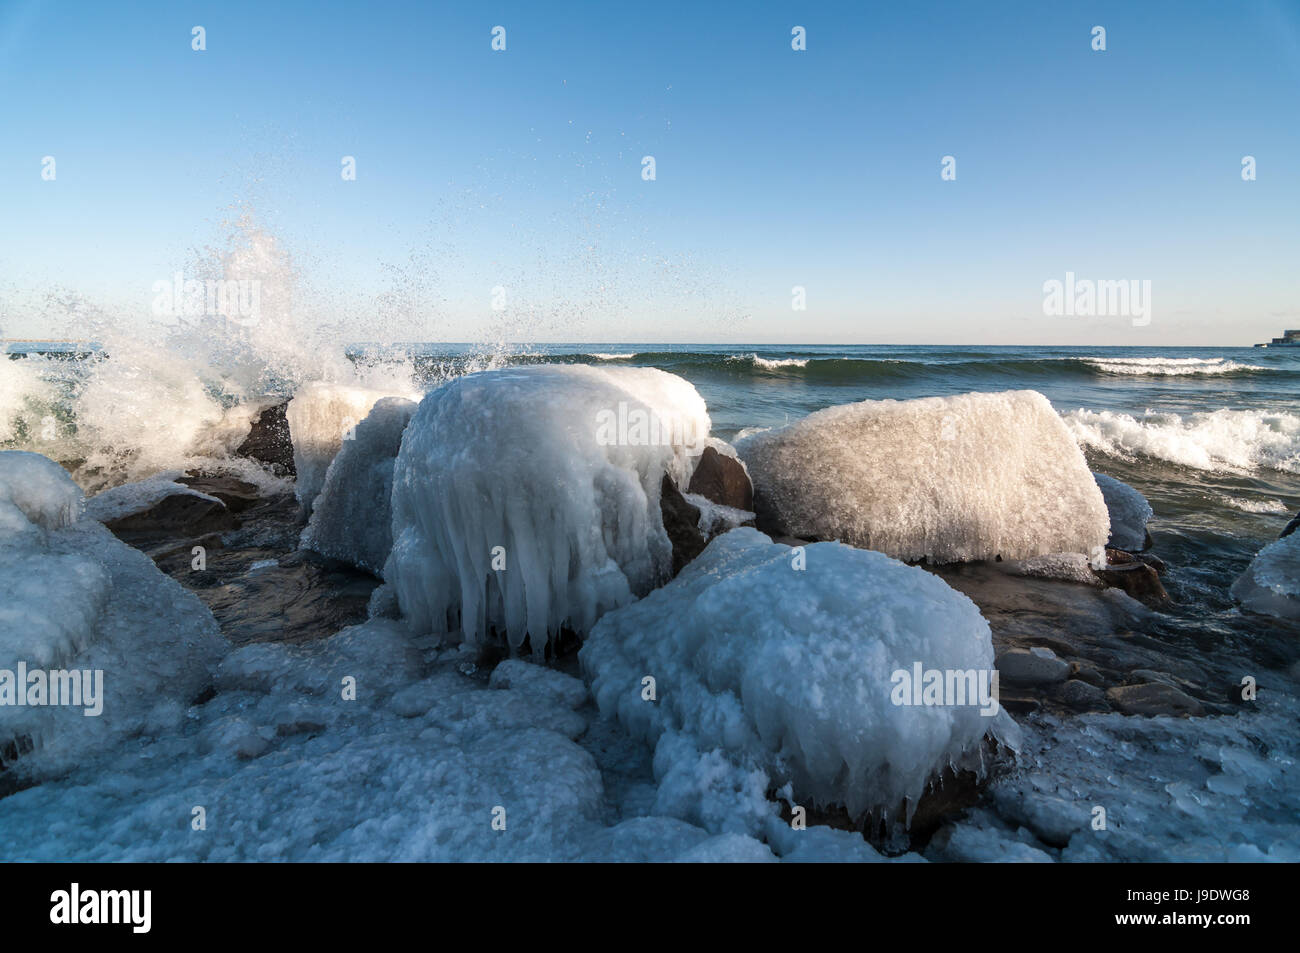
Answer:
[1231, 532, 1300, 621]
[0, 450, 83, 533]
[580, 527, 1004, 830]
[1093, 472, 1153, 551]
[384, 365, 710, 651]
[737, 390, 1110, 564]
[300, 397, 416, 574]
[286, 382, 416, 515]
[84, 471, 224, 525]
[0, 452, 225, 776]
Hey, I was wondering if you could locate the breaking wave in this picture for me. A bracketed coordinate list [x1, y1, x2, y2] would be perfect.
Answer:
[1063, 407, 1300, 474]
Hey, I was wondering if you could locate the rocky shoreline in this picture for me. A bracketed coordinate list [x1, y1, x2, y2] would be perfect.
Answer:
[76, 390, 1280, 855]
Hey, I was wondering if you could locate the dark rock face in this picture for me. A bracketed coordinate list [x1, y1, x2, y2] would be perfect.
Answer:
[1093, 548, 1171, 607]
[176, 473, 262, 513]
[660, 475, 707, 576]
[102, 492, 236, 537]
[1282, 511, 1300, 540]
[236, 401, 295, 475]
[687, 446, 753, 512]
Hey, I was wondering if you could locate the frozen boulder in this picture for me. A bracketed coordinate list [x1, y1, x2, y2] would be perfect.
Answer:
[0, 450, 83, 534]
[1231, 532, 1300, 621]
[300, 397, 416, 575]
[0, 452, 225, 776]
[286, 382, 415, 515]
[1093, 472, 1153, 551]
[580, 527, 1005, 831]
[384, 365, 710, 651]
[737, 390, 1110, 564]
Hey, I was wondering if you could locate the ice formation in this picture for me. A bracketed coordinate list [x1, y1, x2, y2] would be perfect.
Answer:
[1231, 532, 1300, 621]
[737, 390, 1110, 563]
[286, 382, 417, 514]
[0, 451, 225, 777]
[0, 451, 84, 533]
[0, 612, 909, 862]
[384, 365, 711, 650]
[299, 397, 416, 574]
[1092, 472, 1153, 551]
[580, 527, 1003, 830]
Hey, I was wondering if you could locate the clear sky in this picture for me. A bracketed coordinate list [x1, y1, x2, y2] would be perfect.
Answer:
[2, 0, 1298, 345]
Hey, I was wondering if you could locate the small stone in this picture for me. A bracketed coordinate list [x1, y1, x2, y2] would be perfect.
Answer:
[1107, 682, 1203, 717]
[1057, 679, 1108, 710]
[997, 647, 1070, 685]
[687, 446, 754, 511]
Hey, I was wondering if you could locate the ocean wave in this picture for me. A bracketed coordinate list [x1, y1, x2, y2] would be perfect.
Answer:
[1064, 407, 1300, 474]
[726, 353, 810, 370]
[540, 351, 1285, 384]
[1080, 356, 1270, 377]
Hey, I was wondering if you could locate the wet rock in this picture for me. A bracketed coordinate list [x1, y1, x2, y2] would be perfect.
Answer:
[997, 646, 1070, 685]
[660, 475, 707, 576]
[1093, 549, 1171, 607]
[1132, 669, 1203, 694]
[1134, 551, 1167, 573]
[177, 472, 262, 513]
[235, 400, 295, 475]
[1056, 678, 1109, 711]
[1106, 682, 1203, 717]
[102, 492, 236, 537]
[1068, 662, 1108, 688]
[1281, 511, 1300, 540]
[687, 446, 753, 512]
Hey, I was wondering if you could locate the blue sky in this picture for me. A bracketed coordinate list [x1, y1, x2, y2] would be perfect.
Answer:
[2, 0, 1298, 345]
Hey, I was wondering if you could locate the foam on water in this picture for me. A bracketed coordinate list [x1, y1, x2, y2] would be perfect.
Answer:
[1080, 356, 1269, 376]
[1064, 407, 1300, 475]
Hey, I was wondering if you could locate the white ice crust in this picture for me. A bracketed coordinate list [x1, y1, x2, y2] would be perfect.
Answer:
[384, 365, 710, 650]
[738, 390, 1111, 564]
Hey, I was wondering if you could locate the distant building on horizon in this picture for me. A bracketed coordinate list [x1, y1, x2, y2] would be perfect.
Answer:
[1255, 329, 1300, 347]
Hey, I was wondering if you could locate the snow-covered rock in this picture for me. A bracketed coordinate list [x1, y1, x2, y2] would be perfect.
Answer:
[737, 390, 1111, 564]
[286, 382, 416, 515]
[580, 527, 1005, 831]
[1231, 532, 1300, 621]
[0, 452, 225, 777]
[1093, 472, 1153, 551]
[384, 365, 711, 651]
[299, 397, 416, 574]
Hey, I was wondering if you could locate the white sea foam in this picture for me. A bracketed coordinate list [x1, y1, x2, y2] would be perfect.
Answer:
[1080, 356, 1268, 376]
[727, 353, 809, 370]
[586, 352, 636, 361]
[1064, 407, 1300, 474]
[1, 219, 421, 491]
[1219, 495, 1291, 515]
